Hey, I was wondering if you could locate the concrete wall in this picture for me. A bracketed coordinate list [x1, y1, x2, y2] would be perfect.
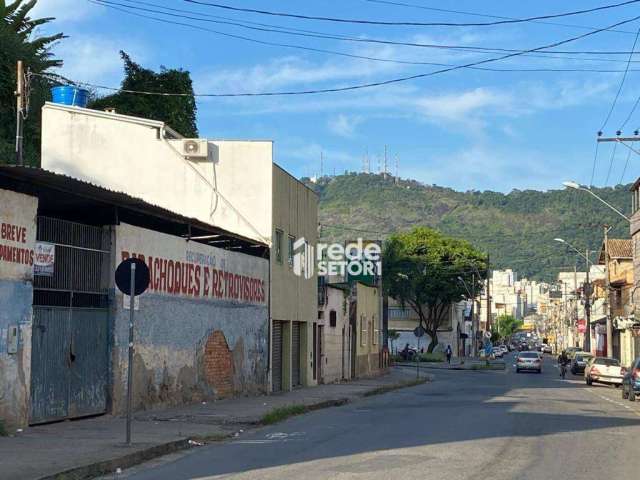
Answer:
[112, 223, 269, 413]
[355, 282, 380, 377]
[41, 104, 272, 244]
[319, 285, 351, 383]
[270, 166, 318, 389]
[0, 189, 37, 428]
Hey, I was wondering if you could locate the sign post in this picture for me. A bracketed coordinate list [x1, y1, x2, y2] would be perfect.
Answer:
[414, 325, 425, 379]
[115, 258, 150, 446]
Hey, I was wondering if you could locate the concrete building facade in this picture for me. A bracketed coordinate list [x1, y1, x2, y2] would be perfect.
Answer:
[0, 189, 37, 429]
[40, 103, 318, 394]
[317, 282, 352, 383]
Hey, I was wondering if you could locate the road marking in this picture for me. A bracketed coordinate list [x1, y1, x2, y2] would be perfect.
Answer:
[583, 387, 640, 417]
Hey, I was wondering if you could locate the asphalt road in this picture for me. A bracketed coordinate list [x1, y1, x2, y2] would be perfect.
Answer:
[115, 354, 640, 480]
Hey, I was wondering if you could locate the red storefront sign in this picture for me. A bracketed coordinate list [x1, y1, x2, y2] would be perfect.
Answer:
[577, 319, 586, 333]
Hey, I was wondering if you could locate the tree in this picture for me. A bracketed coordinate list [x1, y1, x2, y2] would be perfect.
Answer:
[90, 52, 198, 137]
[388, 329, 400, 353]
[495, 314, 523, 339]
[1, 0, 64, 165]
[383, 226, 487, 352]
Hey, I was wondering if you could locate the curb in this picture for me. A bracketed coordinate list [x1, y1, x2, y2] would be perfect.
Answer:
[39, 438, 196, 480]
[37, 378, 426, 480]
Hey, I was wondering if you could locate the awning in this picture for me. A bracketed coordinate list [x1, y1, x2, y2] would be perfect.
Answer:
[0, 165, 268, 256]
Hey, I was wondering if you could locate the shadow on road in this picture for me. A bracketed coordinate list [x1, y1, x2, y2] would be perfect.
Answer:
[126, 354, 640, 479]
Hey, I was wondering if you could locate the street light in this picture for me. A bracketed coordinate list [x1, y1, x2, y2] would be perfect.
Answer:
[562, 180, 630, 222]
[458, 276, 478, 357]
[553, 238, 594, 353]
[457, 276, 472, 297]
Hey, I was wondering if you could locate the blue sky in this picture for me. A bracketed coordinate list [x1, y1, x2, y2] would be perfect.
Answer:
[31, 0, 640, 192]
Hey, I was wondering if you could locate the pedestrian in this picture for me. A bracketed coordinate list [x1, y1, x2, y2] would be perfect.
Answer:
[445, 345, 452, 364]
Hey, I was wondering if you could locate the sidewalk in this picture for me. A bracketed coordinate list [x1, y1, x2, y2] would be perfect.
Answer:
[0, 368, 430, 480]
[395, 357, 506, 370]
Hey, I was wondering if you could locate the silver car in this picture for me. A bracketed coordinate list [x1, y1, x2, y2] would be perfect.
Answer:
[516, 351, 542, 373]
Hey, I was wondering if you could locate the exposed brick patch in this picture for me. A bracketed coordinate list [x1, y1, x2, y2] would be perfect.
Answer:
[203, 331, 234, 397]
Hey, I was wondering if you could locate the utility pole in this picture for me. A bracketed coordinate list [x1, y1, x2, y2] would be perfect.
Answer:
[15, 60, 24, 166]
[320, 151, 324, 178]
[486, 255, 491, 332]
[471, 272, 477, 357]
[584, 249, 592, 354]
[574, 263, 578, 347]
[604, 225, 613, 357]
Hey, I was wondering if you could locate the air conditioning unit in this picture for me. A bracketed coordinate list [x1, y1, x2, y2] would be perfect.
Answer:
[169, 139, 209, 159]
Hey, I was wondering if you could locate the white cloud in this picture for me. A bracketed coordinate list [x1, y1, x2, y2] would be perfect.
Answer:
[52, 35, 146, 85]
[327, 114, 363, 138]
[31, 0, 102, 23]
[403, 144, 559, 192]
[416, 88, 514, 123]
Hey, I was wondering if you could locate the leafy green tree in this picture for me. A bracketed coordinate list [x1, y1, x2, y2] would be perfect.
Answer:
[387, 329, 400, 352]
[495, 314, 523, 339]
[383, 226, 487, 352]
[1, 0, 63, 165]
[90, 52, 198, 137]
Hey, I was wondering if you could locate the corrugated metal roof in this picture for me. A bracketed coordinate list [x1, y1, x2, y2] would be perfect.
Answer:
[0, 165, 266, 248]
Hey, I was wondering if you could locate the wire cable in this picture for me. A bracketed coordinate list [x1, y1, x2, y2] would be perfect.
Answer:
[96, 0, 640, 65]
[67, 10, 640, 97]
[362, 0, 638, 35]
[599, 26, 640, 131]
[182, 0, 640, 28]
[619, 147, 633, 183]
[605, 141, 619, 185]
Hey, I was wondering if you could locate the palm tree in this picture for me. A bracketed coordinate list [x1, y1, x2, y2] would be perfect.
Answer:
[1, 0, 64, 164]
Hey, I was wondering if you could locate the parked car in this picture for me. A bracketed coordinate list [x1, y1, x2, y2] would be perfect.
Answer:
[622, 357, 640, 402]
[499, 345, 508, 355]
[584, 357, 625, 386]
[516, 351, 542, 373]
[541, 344, 552, 354]
[571, 353, 594, 375]
[492, 347, 504, 358]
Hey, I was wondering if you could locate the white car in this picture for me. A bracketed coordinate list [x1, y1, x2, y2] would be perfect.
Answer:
[541, 344, 552, 354]
[585, 357, 626, 386]
[516, 351, 542, 373]
[492, 347, 503, 358]
[499, 345, 508, 355]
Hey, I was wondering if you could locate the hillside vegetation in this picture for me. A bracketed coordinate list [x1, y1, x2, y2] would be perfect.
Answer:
[306, 173, 632, 281]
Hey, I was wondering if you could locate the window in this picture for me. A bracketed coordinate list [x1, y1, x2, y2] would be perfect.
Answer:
[275, 229, 283, 264]
[360, 315, 367, 347]
[372, 316, 378, 345]
[329, 310, 337, 328]
[288, 235, 295, 267]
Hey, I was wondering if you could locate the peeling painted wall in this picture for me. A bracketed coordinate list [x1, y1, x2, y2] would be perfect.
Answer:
[112, 223, 269, 413]
[318, 286, 351, 383]
[0, 189, 37, 428]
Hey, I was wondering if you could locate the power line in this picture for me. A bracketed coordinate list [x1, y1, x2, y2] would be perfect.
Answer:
[605, 141, 619, 185]
[55, 11, 640, 97]
[94, 0, 640, 65]
[182, 0, 640, 28]
[599, 26, 640, 131]
[362, 0, 639, 35]
[619, 147, 633, 183]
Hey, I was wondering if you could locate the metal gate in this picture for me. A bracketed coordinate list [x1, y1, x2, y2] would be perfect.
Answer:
[292, 322, 302, 387]
[272, 321, 284, 392]
[30, 217, 111, 424]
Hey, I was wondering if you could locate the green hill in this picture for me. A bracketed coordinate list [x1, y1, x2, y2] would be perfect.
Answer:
[306, 173, 632, 281]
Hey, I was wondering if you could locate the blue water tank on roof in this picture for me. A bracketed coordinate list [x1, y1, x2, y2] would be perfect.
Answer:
[50, 86, 89, 108]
